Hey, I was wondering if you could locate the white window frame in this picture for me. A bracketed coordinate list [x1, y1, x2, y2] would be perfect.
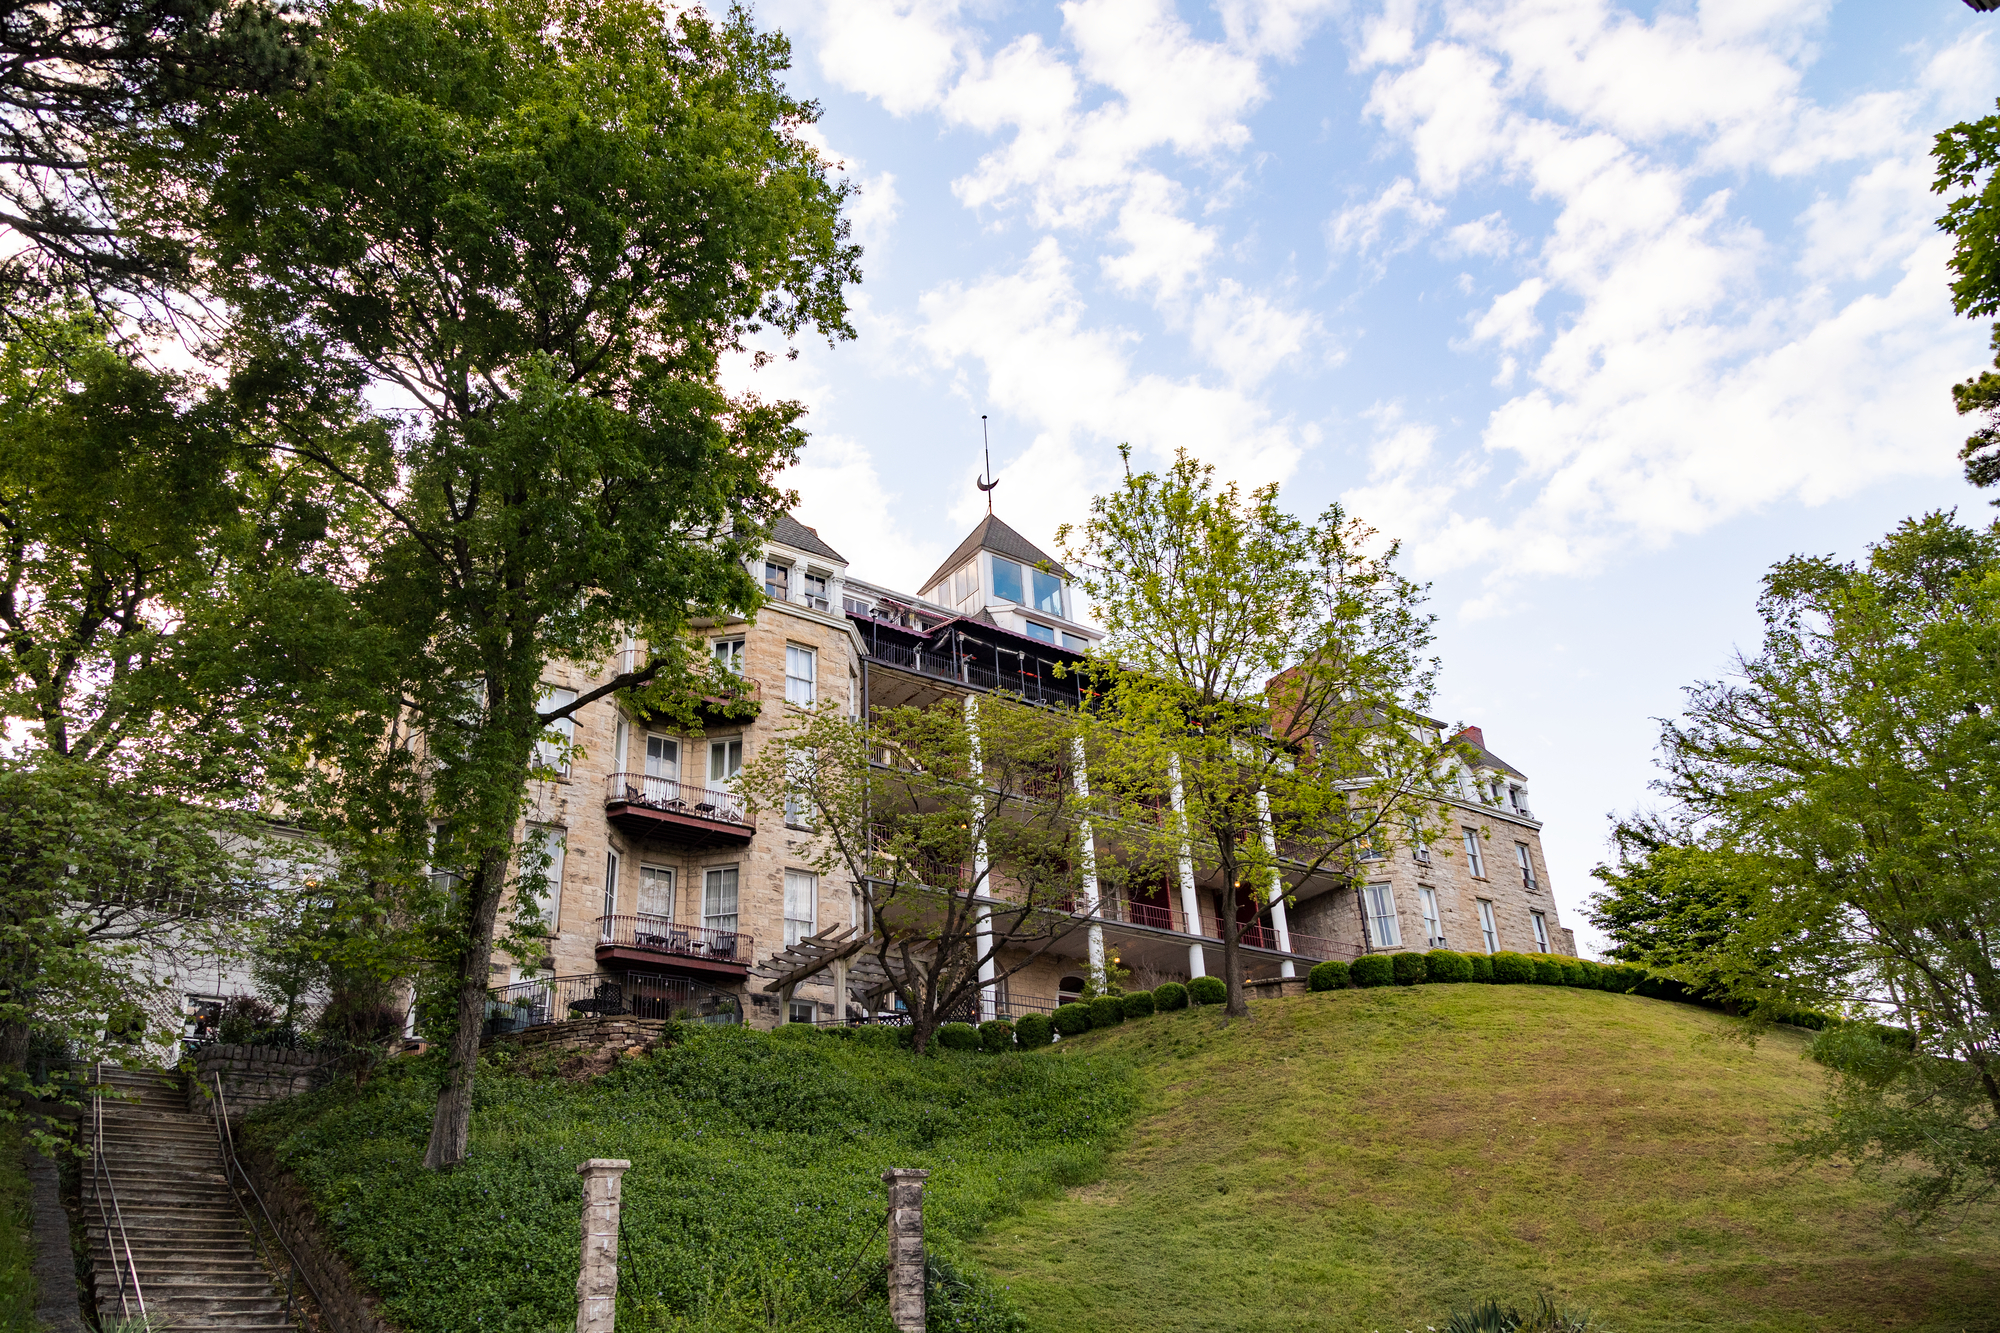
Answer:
[523, 825, 566, 933]
[1364, 882, 1401, 949]
[1516, 842, 1537, 891]
[1463, 827, 1486, 878]
[788, 999, 818, 1025]
[802, 570, 830, 611]
[764, 560, 790, 601]
[709, 737, 743, 785]
[645, 734, 680, 782]
[601, 852, 620, 939]
[1477, 898, 1499, 953]
[637, 864, 675, 923]
[785, 644, 817, 706]
[784, 868, 818, 947]
[534, 685, 578, 778]
[1532, 911, 1550, 952]
[1419, 886, 1442, 948]
[703, 865, 739, 935]
[1023, 620, 1056, 644]
[713, 637, 745, 674]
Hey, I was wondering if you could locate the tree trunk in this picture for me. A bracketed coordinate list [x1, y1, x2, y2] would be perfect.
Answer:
[1220, 849, 1248, 1018]
[423, 851, 507, 1171]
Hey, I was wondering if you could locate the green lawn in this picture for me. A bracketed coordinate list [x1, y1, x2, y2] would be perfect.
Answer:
[968, 986, 2000, 1333]
[1, 1121, 35, 1333]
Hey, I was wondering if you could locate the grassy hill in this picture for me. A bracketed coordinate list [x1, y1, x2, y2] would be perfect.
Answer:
[970, 985, 2000, 1333]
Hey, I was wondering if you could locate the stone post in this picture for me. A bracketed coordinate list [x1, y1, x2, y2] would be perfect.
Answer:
[882, 1168, 930, 1333]
[576, 1158, 632, 1333]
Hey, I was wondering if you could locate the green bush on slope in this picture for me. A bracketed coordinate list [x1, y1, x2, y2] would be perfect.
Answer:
[244, 1026, 1137, 1333]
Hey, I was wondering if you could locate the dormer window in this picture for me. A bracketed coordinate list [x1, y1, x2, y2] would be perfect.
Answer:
[802, 571, 829, 611]
[764, 561, 790, 601]
[991, 556, 1063, 616]
[1024, 621, 1056, 644]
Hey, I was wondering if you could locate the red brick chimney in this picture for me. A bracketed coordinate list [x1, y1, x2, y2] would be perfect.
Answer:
[1454, 725, 1485, 751]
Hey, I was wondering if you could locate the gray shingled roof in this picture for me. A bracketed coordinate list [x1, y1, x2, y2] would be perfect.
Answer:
[771, 514, 846, 564]
[921, 514, 1072, 594]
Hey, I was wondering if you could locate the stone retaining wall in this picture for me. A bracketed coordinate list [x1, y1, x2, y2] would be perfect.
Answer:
[485, 1016, 675, 1054]
[191, 1044, 333, 1117]
[239, 1143, 401, 1333]
[1245, 976, 1308, 1000]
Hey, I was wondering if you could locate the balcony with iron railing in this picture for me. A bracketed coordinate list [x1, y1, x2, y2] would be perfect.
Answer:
[604, 773, 754, 846]
[594, 915, 753, 978]
[484, 970, 742, 1036]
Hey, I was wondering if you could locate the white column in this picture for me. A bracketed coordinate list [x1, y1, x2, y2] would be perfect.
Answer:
[1168, 754, 1205, 978]
[1256, 789, 1294, 979]
[965, 695, 996, 1020]
[1071, 737, 1106, 985]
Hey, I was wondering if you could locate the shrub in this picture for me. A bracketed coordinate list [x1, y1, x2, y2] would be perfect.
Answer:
[1558, 960, 1587, 987]
[1013, 1012, 1054, 1047]
[1466, 952, 1493, 983]
[1152, 981, 1188, 1011]
[1088, 994, 1126, 1028]
[1491, 952, 1535, 984]
[1187, 975, 1227, 1005]
[1574, 959, 1604, 989]
[936, 1022, 980, 1052]
[1307, 959, 1349, 992]
[1052, 1002, 1094, 1037]
[978, 1019, 1015, 1053]
[1121, 990, 1156, 1019]
[1391, 951, 1428, 986]
[1350, 954, 1394, 988]
[1532, 958, 1565, 986]
[849, 1024, 909, 1050]
[1425, 949, 1471, 983]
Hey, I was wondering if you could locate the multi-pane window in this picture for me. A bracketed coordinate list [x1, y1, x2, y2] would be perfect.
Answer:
[1411, 820, 1431, 864]
[788, 1000, 817, 1025]
[1477, 898, 1499, 953]
[1532, 910, 1550, 952]
[1031, 567, 1064, 615]
[949, 562, 979, 610]
[1061, 632, 1088, 651]
[523, 826, 565, 932]
[802, 572, 829, 611]
[638, 865, 674, 921]
[990, 557, 1065, 616]
[1516, 843, 1537, 891]
[784, 752, 815, 828]
[1024, 621, 1056, 644]
[709, 738, 743, 784]
[764, 561, 790, 601]
[428, 821, 459, 897]
[1462, 827, 1486, 878]
[785, 644, 817, 706]
[1364, 882, 1401, 949]
[991, 556, 1026, 605]
[601, 853, 620, 938]
[1419, 886, 1443, 948]
[784, 869, 818, 947]
[646, 735, 679, 781]
[534, 685, 577, 777]
[703, 866, 739, 935]
[713, 638, 745, 673]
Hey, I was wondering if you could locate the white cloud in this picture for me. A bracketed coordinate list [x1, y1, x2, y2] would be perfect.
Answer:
[1468, 277, 1547, 350]
[781, 433, 945, 589]
[1438, 211, 1516, 259]
[1327, 176, 1445, 258]
[809, 0, 970, 115]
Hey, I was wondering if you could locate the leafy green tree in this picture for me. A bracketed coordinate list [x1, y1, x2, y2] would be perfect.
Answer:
[1935, 101, 2000, 488]
[1656, 512, 2000, 1215]
[0, 0, 316, 306]
[743, 696, 1097, 1054]
[155, 0, 858, 1167]
[1586, 819, 1769, 990]
[1060, 448, 1463, 1018]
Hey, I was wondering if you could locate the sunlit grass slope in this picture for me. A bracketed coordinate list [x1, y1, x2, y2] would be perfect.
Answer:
[970, 986, 2000, 1333]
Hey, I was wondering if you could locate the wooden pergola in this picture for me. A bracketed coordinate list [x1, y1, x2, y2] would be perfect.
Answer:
[751, 925, 908, 1014]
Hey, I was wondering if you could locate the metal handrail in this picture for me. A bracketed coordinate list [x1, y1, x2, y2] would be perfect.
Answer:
[208, 1072, 331, 1320]
[89, 1063, 146, 1322]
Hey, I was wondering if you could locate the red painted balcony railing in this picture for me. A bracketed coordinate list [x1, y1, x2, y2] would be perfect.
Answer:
[605, 773, 750, 828]
[596, 914, 751, 966]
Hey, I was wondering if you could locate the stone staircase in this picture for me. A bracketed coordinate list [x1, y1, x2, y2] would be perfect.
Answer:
[83, 1065, 296, 1331]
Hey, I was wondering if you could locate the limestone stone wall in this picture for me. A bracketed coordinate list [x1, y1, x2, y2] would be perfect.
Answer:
[191, 1044, 333, 1117]
[239, 1142, 402, 1333]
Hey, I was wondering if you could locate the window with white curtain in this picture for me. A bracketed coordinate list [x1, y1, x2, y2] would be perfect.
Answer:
[638, 865, 674, 922]
[1462, 827, 1486, 878]
[1478, 898, 1499, 953]
[1532, 911, 1550, 952]
[1364, 882, 1401, 949]
[1419, 886, 1443, 948]
[522, 826, 565, 932]
[646, 735, 679, 781]
[785, 644, 817, 706]
[601, 853, 619, 938]
[784, 869, 818, 946]
[709, 738, 742, 784]
[703, 866, 739, 935]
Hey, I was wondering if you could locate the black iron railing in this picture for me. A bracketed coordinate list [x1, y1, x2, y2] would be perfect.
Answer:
[596, 915, 751, 967]
[605, 773, 751, 827]
[207, 1072, 328, 1323]
[483, 971, 741, 1036]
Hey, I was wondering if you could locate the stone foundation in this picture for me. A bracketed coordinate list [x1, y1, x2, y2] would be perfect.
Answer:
[191, 1045, 334, 1117]
[1245, 976, 1308, 1001]
[483, 1016, 676, 1054]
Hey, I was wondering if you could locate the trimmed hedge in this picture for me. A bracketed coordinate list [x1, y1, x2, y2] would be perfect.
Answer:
[1013, 1012, 1054, 1047]
[1425, 949, 1471, 983]
[1350, 954, 1394, 988]
[1052, 1002, 1093, 1037]
[1307, 959, 1350, 992]
[1121, 990, 1156, 1019]
[936, 1021, 980, 1052]
[1466, 952, 1493, 983]
[1088, 994, 1126, 1028]
[849, 1024, 913, 1050]
[1391, 952, 1427, 986]
[1188, 975, 1227, 1006]
[1532, 958, 1565, 986]
[978, 1019, 1015, 1053]
[1491, 952, 1536, 984]
[1153, 981, 1188, 1011]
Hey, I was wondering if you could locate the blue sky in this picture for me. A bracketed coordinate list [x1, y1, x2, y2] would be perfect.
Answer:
[724, 0, 2000, 954]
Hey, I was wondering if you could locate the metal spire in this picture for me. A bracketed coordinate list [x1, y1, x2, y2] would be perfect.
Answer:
[976, 414, 998, 514]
